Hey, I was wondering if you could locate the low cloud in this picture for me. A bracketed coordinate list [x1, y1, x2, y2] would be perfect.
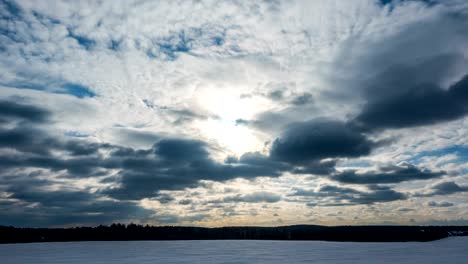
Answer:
[415, 181, 468, 197]
[270, 119, 377, 164]
[331, 163, 444, 184]
[355, 74, 468, 131]
[427, 201, 454, 207]
[222, 192, 282, 204]
[291, 184, 407, 206]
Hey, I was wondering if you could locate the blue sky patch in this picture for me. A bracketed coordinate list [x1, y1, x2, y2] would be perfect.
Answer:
[61, 83, 96, 98]
[146, 27, 225, 60]
[109, 39, 121, 51]
[2, 81, 96, 98]
[408, 145, 468, 165]
[64, 131, 89, 138]
[155, 31, 193, 60]
[68, 29, 96, 50]
[379, 0, 436, 6]
[0, 0, 22, 19]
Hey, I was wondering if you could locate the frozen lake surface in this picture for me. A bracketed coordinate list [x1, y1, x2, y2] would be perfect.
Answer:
[0, 237, 467, 263]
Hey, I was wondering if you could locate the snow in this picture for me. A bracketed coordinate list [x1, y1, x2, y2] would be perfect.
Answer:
[0, 237, 467, 263]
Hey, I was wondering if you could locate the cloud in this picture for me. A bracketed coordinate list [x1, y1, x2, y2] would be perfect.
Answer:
[221, 192, 282, 203]
[105, 147, 289, 200]
[153, 193, 175, 204]
[379, 0, 436, 6]
[0, 172, 152, 227]
[151, 212, 210, 224]
[398, 208, 415, 212]
[355, 185, 408, 205]
[291, 93, 313, 106]
[0, 101, 290, 202]
[155, 139, 209, 162]
[291, 159, 337, 175]
[179, 199, 192, 205]
[291, 184, 407, 206]
[0, 100, 450, 207]
[1, 0, 468, 226]
[416, 181, 468, 197]
[0, 100, 50, 123]
[427, 201, 454, 207]
[0, 101, 296, 202]
[331, 163, 444, 184]
[270, 119, 377, 164]
[354, 73, 468, 131]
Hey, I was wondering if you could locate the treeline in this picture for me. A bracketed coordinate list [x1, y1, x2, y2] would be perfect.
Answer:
[1, 224, 467, 244]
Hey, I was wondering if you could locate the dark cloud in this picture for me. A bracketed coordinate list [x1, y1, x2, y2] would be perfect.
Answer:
[416, 181, 468, 197]
[427, 201, 454, 207]
[63, 141, 103, 156]
[0, 101, 106, 156]
[154, 193, 176, 204]
[155, 139, 209, 162]
[0, 126, 51, 154]
[354, 71, 468, 131]
[0, 96, 458, 226]
[0, 173, 152, 227]
[152, 213, 210, 224]
[398, 208, 415, 212]
[238, 151, 290, 171]
[106, 149, 289, 200]
[331, 163, 444, 184]
[291, 160, 337, 175]
[179, 199, 192, 205]
[0, 100, 50, 123]
[291, 184, 407, 206]
[0, 155, 100, 177]
[0, 198, 151, 227]
[0, 102, 290, 201]
[291, 185, 360, 197]
[0, 100, 433, 206]
[0, 102, 290, 200]
[379, 0, 436, 6]
[355, 185, 407, 205]
[270, 119, 377, 164]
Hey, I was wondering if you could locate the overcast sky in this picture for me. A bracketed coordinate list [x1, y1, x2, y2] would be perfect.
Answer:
[1, 0, 468, 227]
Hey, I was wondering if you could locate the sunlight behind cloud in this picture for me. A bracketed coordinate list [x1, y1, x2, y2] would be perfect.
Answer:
[195, 86, 265, 121]
[198, 118, 262, 156]
[194, 86, 268, 155]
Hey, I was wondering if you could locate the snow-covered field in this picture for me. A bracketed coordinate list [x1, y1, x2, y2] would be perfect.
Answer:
[0, 237, 467, 264]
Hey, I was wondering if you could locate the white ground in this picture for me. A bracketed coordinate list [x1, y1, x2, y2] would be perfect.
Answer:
[0, 237, 467, 264]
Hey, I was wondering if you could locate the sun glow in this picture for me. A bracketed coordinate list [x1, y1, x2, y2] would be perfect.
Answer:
[195, 87, 268, 155]
[198, 118, 262, 156]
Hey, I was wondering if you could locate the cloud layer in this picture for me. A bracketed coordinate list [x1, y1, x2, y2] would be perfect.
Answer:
[1, 0, 468, 226]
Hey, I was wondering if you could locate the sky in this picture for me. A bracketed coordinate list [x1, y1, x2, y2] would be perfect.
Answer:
[1, 0, 468, 227]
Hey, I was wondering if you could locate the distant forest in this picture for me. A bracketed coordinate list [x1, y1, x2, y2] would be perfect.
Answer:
[1, 224, 467, 244]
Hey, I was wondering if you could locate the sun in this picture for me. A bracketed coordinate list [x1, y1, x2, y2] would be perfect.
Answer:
[195, 87, 267, 156]
[198, 118, 261, 156]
